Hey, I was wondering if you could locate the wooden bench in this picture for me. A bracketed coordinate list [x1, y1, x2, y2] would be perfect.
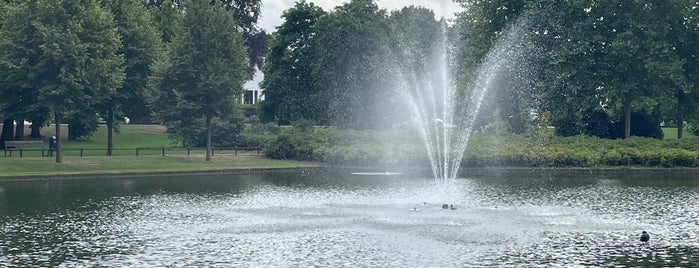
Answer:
[4, 140, 45, 157]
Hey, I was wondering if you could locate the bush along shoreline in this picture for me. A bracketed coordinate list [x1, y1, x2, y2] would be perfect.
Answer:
[263, 126, 699, 168]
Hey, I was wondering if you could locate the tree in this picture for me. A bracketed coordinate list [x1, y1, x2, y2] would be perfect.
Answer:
[555, 1, 684, 138]
[150, 0, 247, 161]
[454, 0, 532, 87]
[454, 0, 697, 139]
[260, 1, 326, 124]
[311, 0, 394, 129]
[101, 0, 162, 155]
[148, 0, 183, 44]
[0, 1, 45, 142]
[147, 0, 267, 78]
[388, 6, 453, 127]
[454, 0, 543, 133]
[0, 0, 124, 163]
[220, 0, 268, 78]
[666, 1, 699, 139]
[390, 6, 442, 73]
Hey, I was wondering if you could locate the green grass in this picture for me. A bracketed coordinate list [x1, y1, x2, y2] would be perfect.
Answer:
[1, 124, 319, 177]
[0, 155, 319, 176]
[661, 127, 697, 140]
[663, 127, 679, 140]
[5, 124, 699, 177]
[59, 124, 175, 150]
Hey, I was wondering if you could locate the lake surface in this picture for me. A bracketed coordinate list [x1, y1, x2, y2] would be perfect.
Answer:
[1, 168, 698, 267]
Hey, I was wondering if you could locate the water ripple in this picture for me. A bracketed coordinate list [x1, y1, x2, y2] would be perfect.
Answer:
[1, 172, 698, 267]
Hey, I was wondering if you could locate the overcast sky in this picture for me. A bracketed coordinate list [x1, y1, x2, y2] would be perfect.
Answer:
[259, 0, 463, 32]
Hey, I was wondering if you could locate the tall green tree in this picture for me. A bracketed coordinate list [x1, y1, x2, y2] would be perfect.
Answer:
[665, 1, 699, 138]
[0, 1, 50, 142]
[261, 1, 326, 124]
[389, 6, 442, 74]
[388, 6, 447, 125]
[150, 0, 247, 161]
[100, 0, 162, 155]
[147, 0, 267, 78]
[148, 0, 183, 43]
[456, 0, 697, 139]
[454, 0, 532, 86]
[311, 0, 394, 129]
[549, 1, 684, 138]
[591, 1, 674, 138]
[454, 0, 540, 133]
[0, 0, 124, 162]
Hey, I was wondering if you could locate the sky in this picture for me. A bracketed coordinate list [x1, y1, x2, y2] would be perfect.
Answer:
[246, 0, 463, 93]
[259, 0, 463, 32]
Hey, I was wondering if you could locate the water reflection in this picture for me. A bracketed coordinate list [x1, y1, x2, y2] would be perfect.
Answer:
[1, 169, 698, 267]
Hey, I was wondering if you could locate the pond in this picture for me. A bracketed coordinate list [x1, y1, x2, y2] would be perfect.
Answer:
[1, 168, 698, 267]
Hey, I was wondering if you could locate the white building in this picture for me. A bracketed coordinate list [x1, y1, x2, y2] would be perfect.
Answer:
[242, 72, 264, 105]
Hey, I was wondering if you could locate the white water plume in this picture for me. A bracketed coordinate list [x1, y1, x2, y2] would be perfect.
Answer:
[397, 21, 526, 181]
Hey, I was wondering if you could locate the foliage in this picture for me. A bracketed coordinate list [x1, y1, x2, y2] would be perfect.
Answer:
[263, 124, 699, 168]
[236, 122, 279, 148]
[260, 1, 326, 124]
[149, 0, 247, 160]
[0, 0, 125, 162]
[311, 0, 395, 129]
[612, 111, 664, 140]
[555, 109, 615, 138]
[453, 0, 540, 134]
[452, 0, 699, 139]
[68, 113, 99, 140]
[146, 0, 268, 78]
[102, 0, 162, 124]
[167, 112, 244, 148]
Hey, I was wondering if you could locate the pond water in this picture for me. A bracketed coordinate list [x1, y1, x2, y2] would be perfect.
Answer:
[1, 168, 698, 267]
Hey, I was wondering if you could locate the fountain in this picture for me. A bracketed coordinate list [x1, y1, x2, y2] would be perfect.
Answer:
[396, 23, 516, 181]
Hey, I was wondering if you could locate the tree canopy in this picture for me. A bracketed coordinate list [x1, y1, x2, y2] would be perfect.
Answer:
[149, 0, 247, 161]
[0, 0, 124, 162]
[0, 0, 265, 162]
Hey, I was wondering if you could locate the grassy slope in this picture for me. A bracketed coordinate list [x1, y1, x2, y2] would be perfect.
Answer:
[0, 124, 319, 177]
[1, 125, 696, 177]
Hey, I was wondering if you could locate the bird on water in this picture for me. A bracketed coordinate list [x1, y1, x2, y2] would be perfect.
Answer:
[640, 231, 650, 243]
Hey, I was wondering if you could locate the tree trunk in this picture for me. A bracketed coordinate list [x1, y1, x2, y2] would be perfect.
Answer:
[55, 112, 62, 163]
[0, 118, 14, 149]
[206, 115, 212, 161]
[14, 120, 25, 140]
[68, 121, 75, 141]
[677, 89, 684, 139]
[624, 106, 631, 139]
[30, 123, 42, 138]
[107, 107, 114, 156]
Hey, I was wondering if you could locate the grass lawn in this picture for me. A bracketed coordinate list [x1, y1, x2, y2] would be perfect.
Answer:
[661, 127, 698, 140]
[1, 124, 319, 177]
[663, 127, 679, 140]
[0, 154, 320, 177]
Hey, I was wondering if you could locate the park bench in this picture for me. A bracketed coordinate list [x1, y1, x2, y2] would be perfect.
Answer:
[4, 140, 45, 157]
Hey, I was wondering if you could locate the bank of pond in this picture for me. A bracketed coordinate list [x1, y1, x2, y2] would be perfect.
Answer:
[263, 129, 699, 168]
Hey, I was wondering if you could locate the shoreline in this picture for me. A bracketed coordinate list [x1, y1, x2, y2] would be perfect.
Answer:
[3, 165, 699, 182]
[0, 166, 325, 182]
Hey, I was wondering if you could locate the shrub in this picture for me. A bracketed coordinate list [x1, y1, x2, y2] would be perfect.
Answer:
[610, 111, 663, 139]
[554, 109, 615, 138]
[236, 123, 279, 148]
